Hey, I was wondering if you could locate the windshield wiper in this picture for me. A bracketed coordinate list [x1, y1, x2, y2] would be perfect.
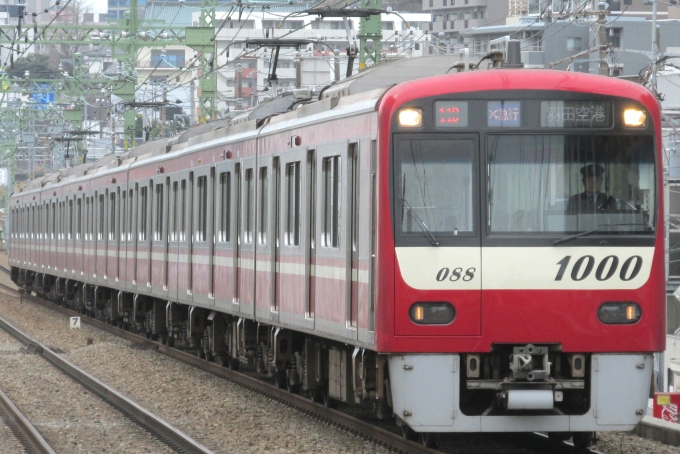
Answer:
[402, 197, 439, 246]
[553, 223, 648, 246]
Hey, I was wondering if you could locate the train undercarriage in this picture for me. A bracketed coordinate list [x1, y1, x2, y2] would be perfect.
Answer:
[12, 268, 619, 450]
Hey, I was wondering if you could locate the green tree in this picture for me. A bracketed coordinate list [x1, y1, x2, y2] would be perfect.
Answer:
[5, 53, 60, 79]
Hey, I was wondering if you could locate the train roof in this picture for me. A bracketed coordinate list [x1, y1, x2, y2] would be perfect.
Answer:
[12, 55, 655, 197]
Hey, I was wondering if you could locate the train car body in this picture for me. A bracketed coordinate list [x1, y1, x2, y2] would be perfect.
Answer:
[8, 56, 664, 446]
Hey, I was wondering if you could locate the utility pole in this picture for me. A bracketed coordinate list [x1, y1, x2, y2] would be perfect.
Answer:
[235, 62, 242, 110]
[651, 0, 659, 91]
[185, 0, 217, 122]
[597, 10, 608, 76]
[358, 0, 382, 69]
[294, 52, 302, 89]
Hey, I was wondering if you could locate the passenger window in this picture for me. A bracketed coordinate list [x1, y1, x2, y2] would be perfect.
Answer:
[98, 194, 105, 240]
[140, 186, 147, 241]
[244, 169, 254, 244]
[219, 172, 231, 243]
[121, 191, 126, 241]
[110, 193, 116, 241]
[171, 182, 178, 242]
[128, 189, 134, 241]
[154, 183, 164, 241]
[180, 180, 187, 242]
[197, 176, 207, 242]
[76, 199, 82, 240]
[285, 162, 300, 246]
[259, 167, 268, 245]
[322, 156, 341, 248]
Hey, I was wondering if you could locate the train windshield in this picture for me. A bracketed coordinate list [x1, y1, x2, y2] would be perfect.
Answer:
[487, 134, 656, 235]
[396, 138, 476, 237]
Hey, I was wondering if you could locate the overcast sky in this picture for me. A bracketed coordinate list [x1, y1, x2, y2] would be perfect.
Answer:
[86, 0, 108, 13]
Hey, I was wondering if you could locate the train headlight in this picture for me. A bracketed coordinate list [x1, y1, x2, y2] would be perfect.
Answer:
[598, 302, 641, 324]
[409, 302, 455, 325]
[623, 108, 646, 128]
[398, 108, 422, 127]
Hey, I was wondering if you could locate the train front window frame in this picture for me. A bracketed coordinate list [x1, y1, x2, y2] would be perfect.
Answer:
[392, 134, 479, 246]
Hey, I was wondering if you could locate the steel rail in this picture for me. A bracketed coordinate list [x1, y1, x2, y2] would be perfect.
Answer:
[0, 386, 56, 454]
[0, 312, 214, 454]
[0, 278, 439, 454]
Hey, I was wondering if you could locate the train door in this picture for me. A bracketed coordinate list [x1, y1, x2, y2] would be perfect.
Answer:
[119, 184, 135, 290]
[176, 171, 192, 304]
[107, 188, 118, 282]
[66, 197, 74, 277]
[117, 186, 127, 287]
[191, 167, 215, 306]
[255, 155, 276, 321]
[150, 175, 169, 299]
[74, 195, 83, 278]
[167, 175, 180, 302]
[238, 158, 256, 316]
[101, 191, 109, 284]
[313, 141, 356, 340]
[136, 181, 152, 290]
[276, 148, 310, 329]
[85, 193, 95, 282]
[213, 160, 238, 312]
[32, 203, 38, 268]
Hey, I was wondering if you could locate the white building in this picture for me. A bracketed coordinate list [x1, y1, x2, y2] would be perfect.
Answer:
[203, 11, 432, 110]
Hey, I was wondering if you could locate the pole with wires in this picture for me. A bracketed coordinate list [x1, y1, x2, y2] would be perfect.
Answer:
[651, 0, 658, 92]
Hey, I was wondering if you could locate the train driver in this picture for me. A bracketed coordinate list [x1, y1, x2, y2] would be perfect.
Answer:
[566, 164, 616, 214]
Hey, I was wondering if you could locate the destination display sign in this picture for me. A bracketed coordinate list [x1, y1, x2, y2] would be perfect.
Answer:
[540, 101, 612, 128]
[434, 101, 468, 127]
[488, 101, 521, 127]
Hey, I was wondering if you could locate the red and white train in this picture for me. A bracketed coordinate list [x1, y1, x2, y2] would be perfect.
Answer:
[8, 54, 664, 448]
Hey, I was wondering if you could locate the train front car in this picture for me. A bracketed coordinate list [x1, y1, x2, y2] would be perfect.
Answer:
[376, 70, 665, 445]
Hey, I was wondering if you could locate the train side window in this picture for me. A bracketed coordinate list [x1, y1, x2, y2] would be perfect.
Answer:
[128, 189, 134, 241]
[171, 181, 178, 242]
[243, 169, 254, 244]
[121, 191, 126, 241]
[98, 194, 105, 241]
[197, 176, 207, 242]
[76, 199, 82, 239]
[140, 186, 147, 241]
[154, 183, 164, 241]
[285, 162, 300, 246]
[322, 155, 341, 248]
[45, 203, 50, 239]
[110, 192, 116, 241]
[180, 180, 187, 242]
[52, 202, 57, 239]
[259, 166, 268, 245]
[219, 172, 231, 243]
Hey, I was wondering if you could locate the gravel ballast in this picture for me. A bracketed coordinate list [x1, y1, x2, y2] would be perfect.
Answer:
[0, 329, 174, 454]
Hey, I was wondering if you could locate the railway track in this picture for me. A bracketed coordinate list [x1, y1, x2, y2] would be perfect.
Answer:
[0, 302, 212, 454]
[0, 384, 55, 454]
[0, 271, 603, 454]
